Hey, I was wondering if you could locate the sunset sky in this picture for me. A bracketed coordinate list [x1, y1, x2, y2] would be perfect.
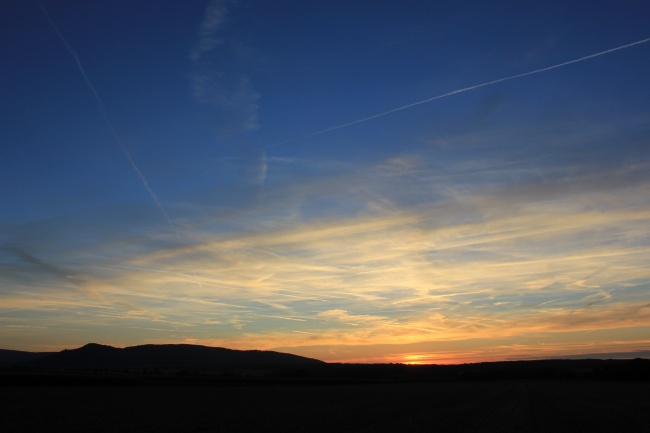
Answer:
[1, 0, 650, 364]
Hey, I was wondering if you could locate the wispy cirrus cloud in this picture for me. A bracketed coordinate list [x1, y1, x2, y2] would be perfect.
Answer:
[3, 117, 650, 358]
[189, 0, 229, 63]
[189, 0, 260, 135]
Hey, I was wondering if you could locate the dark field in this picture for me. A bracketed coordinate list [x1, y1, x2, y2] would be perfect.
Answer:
[2, 380, 649, 432]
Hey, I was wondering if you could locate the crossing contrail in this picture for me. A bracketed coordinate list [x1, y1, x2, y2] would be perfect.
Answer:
[36, 1, 173, 228]
[36, 1, 203, 288]
[266, 37, 650, 149]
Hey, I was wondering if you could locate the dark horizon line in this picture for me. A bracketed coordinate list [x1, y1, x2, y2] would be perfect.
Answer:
[1, 343, 648, 366]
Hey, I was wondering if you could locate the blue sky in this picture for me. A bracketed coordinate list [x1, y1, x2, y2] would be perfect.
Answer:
[1, 0, 650, 363]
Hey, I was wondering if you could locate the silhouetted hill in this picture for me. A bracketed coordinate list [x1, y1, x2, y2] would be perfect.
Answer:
[279, 358, 650, 381]
[19, 343, 324, 371]
[549, 350, 650, 360]
[3, 343, 649, 384]
[0, 349, 53, 365]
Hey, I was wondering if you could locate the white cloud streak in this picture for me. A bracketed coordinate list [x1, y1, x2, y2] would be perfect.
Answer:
[189, 0, 228, 62]
[36, 1, 204, 290]
[36, 1, 173, 229]
[266, 37, 650, 149]
[189, 0, 260, 134]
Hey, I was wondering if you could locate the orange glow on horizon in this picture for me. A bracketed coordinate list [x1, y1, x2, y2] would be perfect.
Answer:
[402, 354, 438, 365]
[369, 352, 473, 365]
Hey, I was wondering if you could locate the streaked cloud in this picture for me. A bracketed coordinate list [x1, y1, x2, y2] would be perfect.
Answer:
[3, 1, 649, 362]
[189, 0, 229, 63]
[266, 37, 650, 149]
[189, 0, 260, 134]
[3, 128, 649, 358]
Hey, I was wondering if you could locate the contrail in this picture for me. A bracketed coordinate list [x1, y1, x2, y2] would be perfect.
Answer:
[266, 37, 650, 149]
[36, 1, 172, 227]
[36, 1, 203, 288]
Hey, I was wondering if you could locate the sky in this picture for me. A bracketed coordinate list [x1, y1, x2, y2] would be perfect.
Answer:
[1, 0, 650, 364]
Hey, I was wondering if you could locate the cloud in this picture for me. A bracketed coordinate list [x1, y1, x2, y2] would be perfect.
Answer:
[189, 0, 260, 134]
[36, 0, 175, 231]
[266, 37, 650, 149]
[189, 0, 229, 63]
[4, 125, 650, 358]
[190, 73, 260, 132]
[317, 309, 388, 326]
[2, 245, 71, 281]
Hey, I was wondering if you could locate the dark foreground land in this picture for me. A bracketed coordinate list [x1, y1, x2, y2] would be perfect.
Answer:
[2, 380, 649, 432]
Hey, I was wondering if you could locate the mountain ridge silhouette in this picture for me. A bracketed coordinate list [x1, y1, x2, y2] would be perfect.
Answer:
[2, 343, 324, 370]
[2, 344, 650, 383]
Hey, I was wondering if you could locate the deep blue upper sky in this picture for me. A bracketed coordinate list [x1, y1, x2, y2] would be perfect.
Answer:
[1, 0, 650, 362]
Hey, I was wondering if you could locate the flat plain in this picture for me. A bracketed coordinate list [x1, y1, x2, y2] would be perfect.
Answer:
[2, 380, 649, 432]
